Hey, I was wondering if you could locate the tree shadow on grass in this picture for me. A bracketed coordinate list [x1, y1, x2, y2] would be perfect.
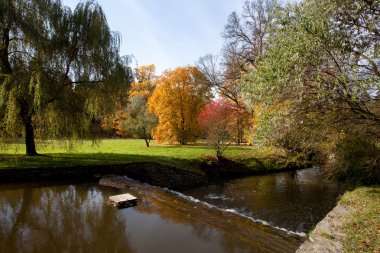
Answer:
[0, 153, 203, 172]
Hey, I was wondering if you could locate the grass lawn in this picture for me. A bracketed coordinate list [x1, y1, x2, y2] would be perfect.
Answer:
[340, 186, 380, 253]
[0, 139, 266, 172]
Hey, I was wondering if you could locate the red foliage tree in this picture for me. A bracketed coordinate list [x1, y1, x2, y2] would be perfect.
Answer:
[198, 100, 236, 158]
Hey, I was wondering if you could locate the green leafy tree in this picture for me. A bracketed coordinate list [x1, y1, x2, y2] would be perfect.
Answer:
[0, 0, 132, 155]
[244, 0, 380, 143]
[124, 96, 157, 147]
[242, 0, 380, 183]
[122, 64, 157, 147]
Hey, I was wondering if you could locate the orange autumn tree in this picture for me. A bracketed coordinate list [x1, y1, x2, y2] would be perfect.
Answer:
[148, 66, 211, 144]
[129, 64, 157, 97]
[101, 109, 128, 137]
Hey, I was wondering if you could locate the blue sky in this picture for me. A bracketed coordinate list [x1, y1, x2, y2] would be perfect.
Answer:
[62, 0, 246, 73]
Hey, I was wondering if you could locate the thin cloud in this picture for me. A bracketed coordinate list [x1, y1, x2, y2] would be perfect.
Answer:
[61, 0, 248, 73]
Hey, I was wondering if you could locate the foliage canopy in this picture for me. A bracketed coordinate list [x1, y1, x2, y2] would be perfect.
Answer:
[148, 66, 211, 144]
[241, 0, 380, 184]
[0, 0, 132, 155]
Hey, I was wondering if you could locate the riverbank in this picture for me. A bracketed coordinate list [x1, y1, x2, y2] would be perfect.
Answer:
[0, 139, 308, 188]
[0, 139, 224, 172]
[0, 162, 207, 190]
[0, 159, 308, 190]
[297, 186, 380, 253]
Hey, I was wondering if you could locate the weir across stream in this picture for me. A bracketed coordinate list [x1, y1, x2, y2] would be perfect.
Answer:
[100, 175, 304, 252]
[0, 167, 342, 253]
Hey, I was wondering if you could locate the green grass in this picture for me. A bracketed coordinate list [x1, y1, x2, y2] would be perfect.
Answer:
[319, 231, 335, 240]
[340, 186, 380, 253]
[0, 139, 261, 172]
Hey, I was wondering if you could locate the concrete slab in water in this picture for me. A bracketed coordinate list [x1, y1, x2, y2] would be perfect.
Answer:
[108, 193, 138, 208]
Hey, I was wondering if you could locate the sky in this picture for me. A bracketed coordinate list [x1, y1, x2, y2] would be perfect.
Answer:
[61, 0, 246, 73]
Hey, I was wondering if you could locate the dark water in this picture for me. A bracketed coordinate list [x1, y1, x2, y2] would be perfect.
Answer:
[0, 168, 342, 253]
[184, 168, 343, 234]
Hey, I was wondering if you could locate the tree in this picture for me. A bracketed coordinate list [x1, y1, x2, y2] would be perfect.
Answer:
[101, 64, 157, 141]
[124, 96, 157, 147]
[196, 1, 277, 145]
[197, 0, 278, 145]
[244, 0, 380, 141]
[123, 64, 158, 147]
[222, 0, 277, 68]
[101, 109, 128, 137]
[0, 0, 132, 155]
[242, 0, 380, 183]
[148, 67, 211, 144]
[197, 55, 251, 145]
[198, 100, 236, 158]
[129, 64, 157, 97]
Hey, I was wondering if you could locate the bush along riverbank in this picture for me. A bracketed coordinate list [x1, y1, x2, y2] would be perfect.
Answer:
[297, 186, 380, 253]
[202, 154, 310, 179]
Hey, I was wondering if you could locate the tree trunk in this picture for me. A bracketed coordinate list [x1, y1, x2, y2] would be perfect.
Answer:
[143, 128, 150, 147]
[23, 114, 38, 156]
[144, 138, 150, 147]
[236, 105, 241, 145]
[20, 102, 38, 156]
[180, 108, 186, 145]
[1, 28, 13, 74]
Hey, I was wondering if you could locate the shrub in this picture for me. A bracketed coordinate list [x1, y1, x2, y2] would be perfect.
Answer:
[327, 136, 380, 186]
[198, 100, 236, 158]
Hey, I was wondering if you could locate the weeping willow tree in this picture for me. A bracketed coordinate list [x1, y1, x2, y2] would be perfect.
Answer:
[0, 0, 132, 155]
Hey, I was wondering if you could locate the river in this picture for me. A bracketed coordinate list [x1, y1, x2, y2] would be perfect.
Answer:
[0, 168, 342, 253]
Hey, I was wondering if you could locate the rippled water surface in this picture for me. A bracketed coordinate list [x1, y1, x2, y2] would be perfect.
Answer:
[0, 168, 342, 253]
[184, 168, 343, 233]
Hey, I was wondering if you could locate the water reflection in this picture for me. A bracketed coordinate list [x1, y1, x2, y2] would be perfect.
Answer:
[184, 168, 343, 233]
[0, 184, 132, 253]
[0, 182, 299, 253]
[100, 176, 303, 252]
[0, 168, 339, 253]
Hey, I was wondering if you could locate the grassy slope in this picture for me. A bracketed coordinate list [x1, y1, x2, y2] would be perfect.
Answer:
[0, 139, 267, 172]
[340, 186, 380, 253]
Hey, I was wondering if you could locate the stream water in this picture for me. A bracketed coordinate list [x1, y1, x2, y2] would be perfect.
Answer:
[184, 168, 343, 233]
[0, 168, 342, 253]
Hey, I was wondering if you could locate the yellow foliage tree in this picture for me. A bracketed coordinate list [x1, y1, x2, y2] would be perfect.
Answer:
[101, 109, 128, 137]
[148, 66, 211, 144]
[129, 64, 157, 97]
[129, 64, 157, 98]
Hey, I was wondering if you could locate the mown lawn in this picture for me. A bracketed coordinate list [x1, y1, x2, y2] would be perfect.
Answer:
[0, 139, 261, 172]
[340, 186, 380, 253]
